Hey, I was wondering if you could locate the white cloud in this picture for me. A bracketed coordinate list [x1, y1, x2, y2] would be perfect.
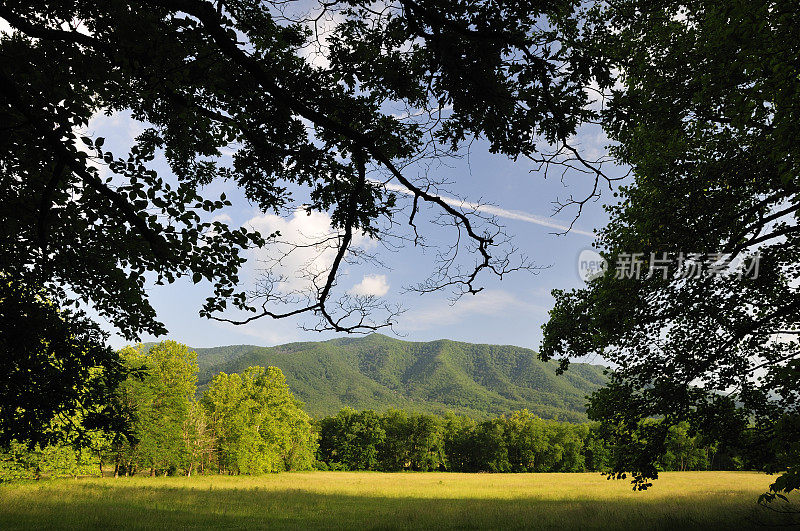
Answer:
[295, 6, 345, 69]
[349, 274, 390, 297]
[211, 213, 233, 224]
[245, 208, 337, 291]
[0, 17, 11, 36]
[376, 181, 594, 237]
[399, 289, 546, 331]
[244, 208, 374, 293]
[86, 111, 144, 144]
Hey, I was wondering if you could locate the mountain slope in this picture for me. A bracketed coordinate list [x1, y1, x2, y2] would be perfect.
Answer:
[193, 334, 607, 422]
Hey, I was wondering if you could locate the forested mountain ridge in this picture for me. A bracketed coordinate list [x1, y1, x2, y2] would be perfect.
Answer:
[188, 334, 606, 422]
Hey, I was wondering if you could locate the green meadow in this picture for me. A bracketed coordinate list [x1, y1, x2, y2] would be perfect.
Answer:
[1, 471, 796, 530]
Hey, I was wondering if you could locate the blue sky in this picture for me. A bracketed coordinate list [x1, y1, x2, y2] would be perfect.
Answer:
[85, 112, 622, 353]
[0, 5, 627, 353]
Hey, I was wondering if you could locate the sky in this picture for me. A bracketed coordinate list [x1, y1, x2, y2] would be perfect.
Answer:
[0, 4, 628, 354]
[84, 110, 623, 353]
[28, 1, 628, 353]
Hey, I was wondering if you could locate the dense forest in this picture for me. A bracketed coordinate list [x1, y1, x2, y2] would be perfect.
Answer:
[314, 409, 748, 474]
[0, 342, 787, 481]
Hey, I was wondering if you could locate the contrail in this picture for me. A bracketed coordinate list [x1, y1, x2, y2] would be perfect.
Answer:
[376, 181, 595, 237]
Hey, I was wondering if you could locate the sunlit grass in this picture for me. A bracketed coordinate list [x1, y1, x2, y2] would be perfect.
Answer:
[1, 471, 796, 529]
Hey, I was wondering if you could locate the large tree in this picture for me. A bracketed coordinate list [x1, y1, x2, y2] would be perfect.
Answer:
[541, 0, 799, 501]
[203, 366, 317, 473]
[113, 340, 198, 476]
[1, 1, 609, 440]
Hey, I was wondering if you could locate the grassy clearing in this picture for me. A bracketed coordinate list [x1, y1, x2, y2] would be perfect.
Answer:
[0, 471, 796, 529]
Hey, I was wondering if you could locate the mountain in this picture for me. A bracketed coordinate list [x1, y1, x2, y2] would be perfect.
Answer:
[190, 334, 607, 422]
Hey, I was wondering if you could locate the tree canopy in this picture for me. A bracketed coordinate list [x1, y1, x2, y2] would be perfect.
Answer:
[541, 0, 799, 500]
[0, 0, 609, 337]
[203, 365, 317, 474]
[0, 280, 125, 447]
[113, 341, 198, 475]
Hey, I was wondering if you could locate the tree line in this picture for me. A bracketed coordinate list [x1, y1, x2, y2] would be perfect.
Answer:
[0, 342, 785, 481]
[313, 408, 777, 474]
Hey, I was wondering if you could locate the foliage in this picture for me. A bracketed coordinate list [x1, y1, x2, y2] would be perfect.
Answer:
[194, 334, 607, 421]
[112, 341, 198, 476]
[0, 340, 320, 479]
[443, 411, 590, 473]
[0, 441, 99, 482]
[0, 0, 610, 339]
[313, 407, 787, 476]
[0, 401, 785, 482]
[0, 0, 615, 449]
[317, 408, 386, 471]
[541, 0, 800, 499]
[0, 280, 125, 447]
[203, 366, 317, 474]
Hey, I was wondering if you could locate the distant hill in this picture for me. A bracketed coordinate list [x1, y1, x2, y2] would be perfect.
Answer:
[189, 334, 607, 422]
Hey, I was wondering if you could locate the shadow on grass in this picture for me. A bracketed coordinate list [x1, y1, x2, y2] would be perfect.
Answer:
[0, 481, 796, 530]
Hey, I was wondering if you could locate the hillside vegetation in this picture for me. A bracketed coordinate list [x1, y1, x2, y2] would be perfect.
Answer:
[192, 334, 607, 421]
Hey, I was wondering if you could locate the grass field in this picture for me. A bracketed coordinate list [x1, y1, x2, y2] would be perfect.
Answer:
[1, 471, 797, 529]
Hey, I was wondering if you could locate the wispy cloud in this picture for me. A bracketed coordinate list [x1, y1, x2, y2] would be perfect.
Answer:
[376, 181, 594, 237]
[210, 319, 299, 346]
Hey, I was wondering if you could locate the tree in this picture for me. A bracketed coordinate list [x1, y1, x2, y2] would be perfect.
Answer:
[183, 400, 215, 476]
[583, 424, 610, 473]
[114, 341, 198, 476]
[317, 408, 385, 471]
[378, 409, 412, 471]
[661, 422, 707, 473]
[203, 366, 317, 474]
[405, 413, 445, 471]
[0, 439, 99, 481]
[505, 410, 549, 472]
[541, 0, 799, 499]
[441, 412, 477, 472]
[0, 0, 613, 329]
[473, 419, 510, 472]
[377, 410, 445, 471]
